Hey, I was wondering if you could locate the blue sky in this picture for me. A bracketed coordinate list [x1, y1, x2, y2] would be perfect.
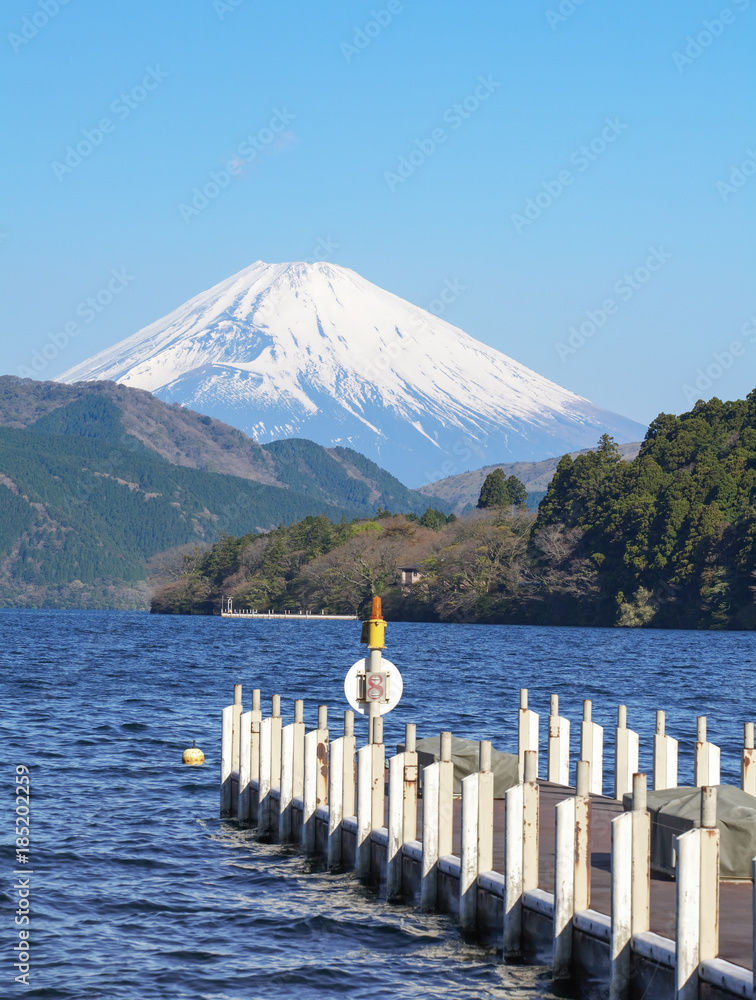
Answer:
[1, 0, 755, 428]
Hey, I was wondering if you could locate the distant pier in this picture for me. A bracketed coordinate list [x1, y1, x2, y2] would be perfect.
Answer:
[221, 599, 357, 621]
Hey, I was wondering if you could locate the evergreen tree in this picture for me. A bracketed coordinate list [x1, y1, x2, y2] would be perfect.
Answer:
[477, 469, 508, 508]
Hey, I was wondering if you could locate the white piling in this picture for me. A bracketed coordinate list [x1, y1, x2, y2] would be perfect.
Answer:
[421, 762, 440, 912]
[614, 706, 640, 801]
[327, 736, 344, 869]
[387, 753, 405, 900]
[270, 695, 282, 792]
[574, 760, 591, 913]
[553, 796, 577, 981]
[259, 716, 272, 837]
[675, 828, 701, 1000]
[741, 722, 756, 796]
[316, 705, 329, 809]
[238, 710, 252, 826]
[356, 744, 373, 879]
[220, 705, 233, 817]
[438, 732, 454, 859]
[548, 694, 571, 786]
[610, 811, 633, 1000]
[302, 729, 318, 854]
[518, 689, 539, 782]
[278, 723, 294, 842]
[631, 773, 651, 935]
[581, 700, 604, 795]
[403, 723, 418, 844]
[343, 711, 356, 819]
[699, 786, 720, 962]
[523, 750, 539, 893]
[503, 781, 524, 959]
[232, 683, 242, 778]
[694, 717, 721, 787]
[250, 689, 262, 786]
[478, 741, 494, 877]
[292, 699, 305, 800]
[653, 710, 679, 791]
[460, 772, 480, 932]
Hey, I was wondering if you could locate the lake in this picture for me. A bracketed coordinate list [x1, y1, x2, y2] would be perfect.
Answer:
[2, 610, 753, 999]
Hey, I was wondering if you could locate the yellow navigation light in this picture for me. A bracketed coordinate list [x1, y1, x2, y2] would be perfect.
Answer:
[360, 595, 387, 650]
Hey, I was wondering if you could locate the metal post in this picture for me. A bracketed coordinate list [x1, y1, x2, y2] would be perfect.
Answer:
[232, 684, 242, 779]
[610, 811, 633, 1000]
[699, 786, 719, 962]
[270, 696, 282, 794]
[478, 740, 494, 876]
[292, 699, 305, 800]
[370, 720, 385, 832]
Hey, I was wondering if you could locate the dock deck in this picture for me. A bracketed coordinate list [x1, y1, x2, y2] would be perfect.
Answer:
[416, 783, 753, 970]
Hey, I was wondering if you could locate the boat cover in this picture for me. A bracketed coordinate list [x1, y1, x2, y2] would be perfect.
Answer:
[622, 784, 756, 880]
[414, 735, 520, 798]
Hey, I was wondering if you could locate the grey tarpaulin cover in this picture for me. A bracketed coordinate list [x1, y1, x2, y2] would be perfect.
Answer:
[622, 785, 756, 880]
[415, 736, 520, 798]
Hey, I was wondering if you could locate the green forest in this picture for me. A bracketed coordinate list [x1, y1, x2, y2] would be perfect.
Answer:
[153, 394, 756, 630]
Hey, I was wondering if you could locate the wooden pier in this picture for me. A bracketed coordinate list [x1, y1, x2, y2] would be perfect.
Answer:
[221, 598, 357, 620]
[219, 685, 756, 1000]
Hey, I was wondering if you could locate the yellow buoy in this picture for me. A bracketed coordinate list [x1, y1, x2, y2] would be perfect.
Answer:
[182, 741, 205, 766]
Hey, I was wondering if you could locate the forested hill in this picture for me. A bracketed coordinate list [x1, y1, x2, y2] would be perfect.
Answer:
[534, 395, 756, 629]
[0, 383, 448, 609]
[0, 377, 448, 517]
[154, 393, 756, 630]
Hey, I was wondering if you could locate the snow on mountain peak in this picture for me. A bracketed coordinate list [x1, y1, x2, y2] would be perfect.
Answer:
[57, 261, 645, 487]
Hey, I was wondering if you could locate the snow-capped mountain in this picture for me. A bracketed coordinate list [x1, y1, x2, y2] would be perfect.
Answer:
[57, 261, 645, 487]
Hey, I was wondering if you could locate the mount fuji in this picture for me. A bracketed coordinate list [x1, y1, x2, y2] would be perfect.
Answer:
[58, 261, 645, 487]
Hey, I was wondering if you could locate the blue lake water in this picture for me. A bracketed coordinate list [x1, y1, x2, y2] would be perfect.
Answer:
[1, 610, 754, 999]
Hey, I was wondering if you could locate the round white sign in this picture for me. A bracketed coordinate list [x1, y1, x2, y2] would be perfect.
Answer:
[343, 657, 403, 716]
